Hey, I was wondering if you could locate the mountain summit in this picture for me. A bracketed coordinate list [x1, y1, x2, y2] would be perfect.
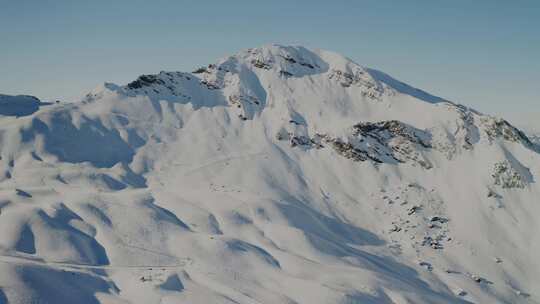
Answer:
[0, 44, 538, 303]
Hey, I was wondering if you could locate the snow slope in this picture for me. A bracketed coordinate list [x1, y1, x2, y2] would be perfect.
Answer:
[0, 44, 539, 304]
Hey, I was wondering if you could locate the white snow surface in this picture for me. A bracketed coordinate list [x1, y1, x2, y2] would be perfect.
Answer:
[0, 44, 539, 304]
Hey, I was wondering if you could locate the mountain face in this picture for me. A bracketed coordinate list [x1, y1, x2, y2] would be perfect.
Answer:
[0, 44, 539, 304]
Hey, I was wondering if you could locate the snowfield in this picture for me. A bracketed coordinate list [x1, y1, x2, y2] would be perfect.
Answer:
[0, 44, 539, 304]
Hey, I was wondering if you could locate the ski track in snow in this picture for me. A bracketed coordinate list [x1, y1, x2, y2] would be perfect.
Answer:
[0, 254, 191, 270]
[174, 152, 268, 176]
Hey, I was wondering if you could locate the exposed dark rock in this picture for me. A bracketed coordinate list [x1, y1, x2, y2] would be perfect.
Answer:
[289, 120, 302, 125]
[352, 121, 432, 149]
[452, 104, 478, 149]
[456, 289, 467, 297]
[290, 136, 313, 147]
[422, 236, 443, 249]
[483, 118, 534, 147]
[471, 274, 492, 284]
[419, 261, 433, 271]
[251, 59, 272, 70]
[328, 69, 383, 99]
[16, 189, 32, 198]
[279, 55, 297, 64]
[299, 62, 315, 69]
[281, 120, 434, 168]
[192, 67, 208, 74]
[429, 216, 448, 223]
[200, 80, 221, 90]
[127, 74, 165, 89]
[279, 70, 293, 77]
[492, 161, 529, 189]
[327, 138, 384, 163]
[487, 189, 502, 198]
[407, 205, 422, 215]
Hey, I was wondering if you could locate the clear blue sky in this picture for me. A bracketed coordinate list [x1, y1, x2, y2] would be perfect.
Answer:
[1, 0, 538, 124]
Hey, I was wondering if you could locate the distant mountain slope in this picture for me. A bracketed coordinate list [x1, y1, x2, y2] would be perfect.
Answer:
[0, 94, 50, 117]
[0, 44, 538, 304]
[530, 134, 540, 145]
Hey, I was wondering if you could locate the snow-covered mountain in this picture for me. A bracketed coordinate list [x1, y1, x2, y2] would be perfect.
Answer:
[0, 44, 539, 304]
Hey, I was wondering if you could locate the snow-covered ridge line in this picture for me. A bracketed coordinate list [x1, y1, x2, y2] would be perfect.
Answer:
[84, 44, 447, 105]
[81, 44, 535, 154]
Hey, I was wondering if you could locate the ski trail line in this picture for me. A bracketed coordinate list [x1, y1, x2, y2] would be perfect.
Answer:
[0, 254, 192, 270]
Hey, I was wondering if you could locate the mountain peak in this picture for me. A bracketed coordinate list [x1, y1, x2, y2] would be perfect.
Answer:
[233, 44, 447, 103]
[1, 44, 540, 304]
[85, 44, 448, 117]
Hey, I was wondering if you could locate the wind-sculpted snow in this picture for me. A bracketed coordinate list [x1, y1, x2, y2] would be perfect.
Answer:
[365, 69, 449, 104]
[22, 110, 137, 168]
[0, 44, 539, 303]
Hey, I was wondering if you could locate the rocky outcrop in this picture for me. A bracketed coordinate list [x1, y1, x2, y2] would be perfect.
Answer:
[127, 74, 165, 89]
[492, 161, 531, 189]
[121, 71, 194, 100]
[331, 121, 433, 168]
[328, 69, 383, 99]
[482, 117, 534, 147]
[452, 104, 480, 150]
[278, 120, 434, 168]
